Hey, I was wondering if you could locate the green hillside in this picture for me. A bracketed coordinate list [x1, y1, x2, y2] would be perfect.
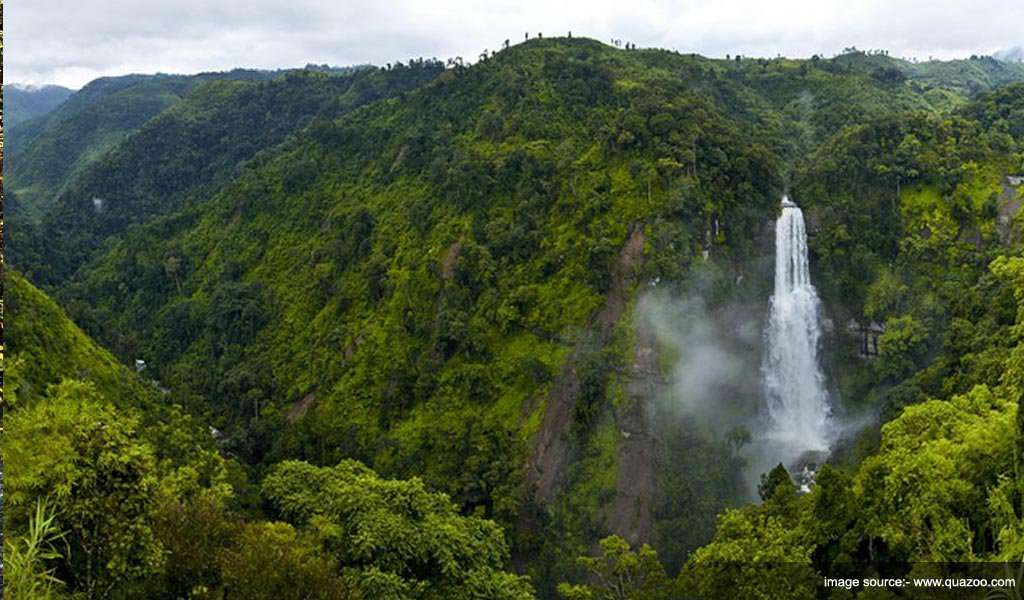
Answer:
[832, 50, 1024, 97]
[8, 38, 1024, 599]
[5, 271, 153, 408]
[4, 276, 532, 599]
[7, 75, 177, 157]
[5, 70, 284, 217]
[11, 62, 445, 284]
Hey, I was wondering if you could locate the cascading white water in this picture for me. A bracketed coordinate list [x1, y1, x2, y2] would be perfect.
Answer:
[762, 196, 832, 467]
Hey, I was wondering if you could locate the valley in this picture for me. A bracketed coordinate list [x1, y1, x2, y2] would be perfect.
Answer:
[5, 37, 1024, 599]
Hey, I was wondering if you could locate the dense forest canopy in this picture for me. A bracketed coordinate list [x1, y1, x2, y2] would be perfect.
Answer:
[5, 38, 1024, 599]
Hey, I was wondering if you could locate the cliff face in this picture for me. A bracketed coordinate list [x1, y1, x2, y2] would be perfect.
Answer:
[527, 225, 647, 504]
[606, 316, 662, 545]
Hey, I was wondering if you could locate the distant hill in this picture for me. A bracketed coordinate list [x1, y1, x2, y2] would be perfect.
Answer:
[4, 70, 284, 217]
[4, 83, 74, 127]
[832, 49, 1024, 96]
[9, 63, 445, 280]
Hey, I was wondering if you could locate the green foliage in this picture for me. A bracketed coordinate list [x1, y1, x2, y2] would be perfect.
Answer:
[4, 501, 68, 600]
[5, 84, 73, 127]
[4, 381, 164, 598]
[4, 271, 153, 408]
[855, 386, 1014, 561]
[682, 509, 817, 600]
[5, 70, 286, 216]
[877, 314, 929, 380]
[557, 535, 674, 600]
[686, 384, 1021, 595]
[724, 425, 752, 451]
[262, 459, 535, 599]
[758, 464, 793, 502]
[44, 45, 1024, 497]
[7, 76, 200, 216]
[14, 65, 445, 286]
[145, 494, 238, 599]
[654, 414, 746, 573]
[40, 41, 795, 532]
[216, 521, 353, 600]
[831, 50, 1024, 98]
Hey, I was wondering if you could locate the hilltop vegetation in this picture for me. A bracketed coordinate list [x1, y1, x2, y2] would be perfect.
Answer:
[6, 38, 1024, 598]
[832, 49, 1024, 96]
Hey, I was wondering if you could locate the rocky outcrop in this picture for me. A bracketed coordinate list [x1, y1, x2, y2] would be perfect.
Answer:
[997, 176, 1023, 244]
[525, 225, 646, 503]
[286, 389, 316, 423]
[605, 317, 661, 545]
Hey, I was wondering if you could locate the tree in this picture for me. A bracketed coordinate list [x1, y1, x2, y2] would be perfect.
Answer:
[145, 493, 237, 599]
[557, 535, 673, 600]
[261, 460, 535, 599]
[855, 386, 1014, 561]
[757, 463, 800, 519]
[4, 380, 165, 599]
[877, 314, 929, 380]
[758, 463, 793, 502]
[681, 510, 817, 600]
[218, 522, 353, 600]
[724, 425, 751, 451]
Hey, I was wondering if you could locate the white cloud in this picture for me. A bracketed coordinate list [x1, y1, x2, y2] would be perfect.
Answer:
[8, 0, 1024, 88]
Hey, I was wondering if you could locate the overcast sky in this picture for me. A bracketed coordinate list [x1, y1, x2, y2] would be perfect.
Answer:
[8, 0, 1024, 89]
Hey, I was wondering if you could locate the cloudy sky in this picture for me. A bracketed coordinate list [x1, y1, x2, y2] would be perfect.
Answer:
[8, 0, 1024, 89]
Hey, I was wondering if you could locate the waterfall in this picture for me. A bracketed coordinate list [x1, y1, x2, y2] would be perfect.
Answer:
[762, 196, 832, 467]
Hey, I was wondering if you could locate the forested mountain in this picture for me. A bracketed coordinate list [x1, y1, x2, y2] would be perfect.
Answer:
[6, 37, 1024, 599]
[833, 50, 1024, 97]
[5, 69, 288, 217]
[4, 84, 74, 127]
[9, 63, 445, 283]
